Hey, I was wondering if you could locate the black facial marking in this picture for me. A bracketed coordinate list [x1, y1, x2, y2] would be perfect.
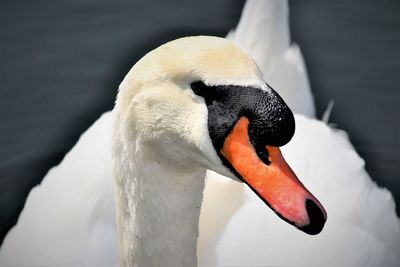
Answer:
[190, 81, 295, 155]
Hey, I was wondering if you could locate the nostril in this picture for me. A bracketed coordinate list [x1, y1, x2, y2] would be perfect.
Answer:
[298, 199, 326, 235]
[256, 145, 271, 165]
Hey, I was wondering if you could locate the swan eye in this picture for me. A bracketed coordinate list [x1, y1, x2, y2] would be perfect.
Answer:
[190, 81, 222, 106]
[190, 80, 207, 95]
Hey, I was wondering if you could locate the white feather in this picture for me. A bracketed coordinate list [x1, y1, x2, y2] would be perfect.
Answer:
[228, 0, 315, 117]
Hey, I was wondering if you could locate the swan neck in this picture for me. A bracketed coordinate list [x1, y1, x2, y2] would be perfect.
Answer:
[115, 152, 206, 267]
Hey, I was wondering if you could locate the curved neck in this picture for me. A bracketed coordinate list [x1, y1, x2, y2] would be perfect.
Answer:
[114, 148, 206, 266]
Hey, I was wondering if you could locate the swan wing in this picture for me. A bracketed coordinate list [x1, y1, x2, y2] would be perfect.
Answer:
[228, 0, 315, 117]
[0, 112, 118, 266]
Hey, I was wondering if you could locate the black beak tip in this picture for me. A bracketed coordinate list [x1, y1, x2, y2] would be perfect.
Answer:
[298, 199, 327, 235]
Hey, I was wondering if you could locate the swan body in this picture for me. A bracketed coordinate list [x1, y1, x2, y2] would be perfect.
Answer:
[2, 111, 399, 266]
[1, 1, 399, 266]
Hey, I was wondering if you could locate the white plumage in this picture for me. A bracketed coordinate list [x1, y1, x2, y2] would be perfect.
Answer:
[227, 0, 315, 118]
[1, 0, 399, 266]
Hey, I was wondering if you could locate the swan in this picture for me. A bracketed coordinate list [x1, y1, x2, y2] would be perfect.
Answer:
[1, 1, 399, 266]
[1, 36, 327, 266]
[111, 35, 326, 266]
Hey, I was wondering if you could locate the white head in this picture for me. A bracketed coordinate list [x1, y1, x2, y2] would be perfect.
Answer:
[112, 36, 326, 265]
[114, 36, 265, 177]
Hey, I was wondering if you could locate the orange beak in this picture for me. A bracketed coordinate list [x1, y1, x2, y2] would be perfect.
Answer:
[221, 117, 327, 234]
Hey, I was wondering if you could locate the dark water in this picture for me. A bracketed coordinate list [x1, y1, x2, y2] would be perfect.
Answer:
[0, 0, 399, 244]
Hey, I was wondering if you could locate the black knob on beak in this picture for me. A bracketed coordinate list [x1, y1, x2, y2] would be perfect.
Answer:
[190, 81, 295, 151]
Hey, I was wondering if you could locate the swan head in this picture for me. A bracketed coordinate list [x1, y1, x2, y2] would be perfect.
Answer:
[114, 36, 326, 235]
